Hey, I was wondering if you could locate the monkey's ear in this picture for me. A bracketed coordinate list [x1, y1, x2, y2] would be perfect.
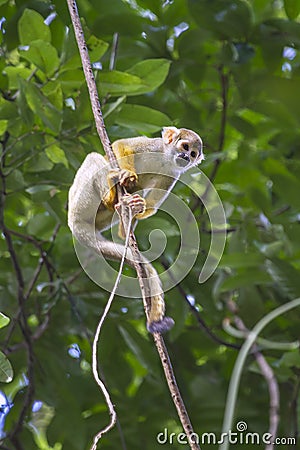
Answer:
[162, 126, 180, 145]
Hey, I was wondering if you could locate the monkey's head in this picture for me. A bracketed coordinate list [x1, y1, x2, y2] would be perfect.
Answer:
[162, 127, 204, 170]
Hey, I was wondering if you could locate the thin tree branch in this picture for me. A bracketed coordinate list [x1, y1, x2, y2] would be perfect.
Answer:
[2, 229, 55, 350]
[199, 66, 229, 217]
[290, 376, 300, 442]
[153, 333, 200, 449]
[226, 301, 280, 449]
[0, 138, 35, 447]
[253, 351, 279, 449]
[124, 221, 201, 450]
[66, 0, 117, 169]
[207, 66, 228, 184]
[160, 257, 239, 350]
[206, 67, 228, 184]
[218, 66, 228, 154]
[109, 33, 119, 71]
[66, 1, 201, 449]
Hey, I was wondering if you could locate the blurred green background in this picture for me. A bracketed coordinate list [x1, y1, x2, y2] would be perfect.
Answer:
[0, 0, 300, 449]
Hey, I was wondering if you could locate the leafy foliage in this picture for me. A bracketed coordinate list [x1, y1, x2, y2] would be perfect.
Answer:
[0, 0, 300, 449]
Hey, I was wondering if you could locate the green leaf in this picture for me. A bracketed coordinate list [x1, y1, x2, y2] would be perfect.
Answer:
[255, 241, 284, 258]
[0, 312, 10, 328]
[57, 70, 84, 93]
[59, 26, 81, 71]
[284, 0, 300, 19]
[229, 115, 257, 139]
[139, 217, 180, 238]
[0, 120, 8, 135]
[26, 184, 56, 196]
[92, 9, 145, 36]
[60, 35, 108, 72]
[188, 0, 253, 39]
[21, 79, 62, 133]
[17, 79, 34, 127]
[256, 76, 300, 118]
[115, 104, 171, 133]
[220, 268, 271, 291]
[119, 324, 157, 372]
[18, 9, 51, 45]
[259, 26, 285, 73]
[28, 402, 61, 450]
[27, 213, 56, 238]
[0, 98, 18, 120]
[279, 350, 300, 368]
[0, 351, 13, 383]
[45, 196, 66, 223]
[266, 259, 300, 299]
[25, 154, 54, 172]
[134, 0, 161, 15]
[45, 145, 69, 168]
[126, 59, 171, 95]
[42, 81, 63, 111]
[98, 70, 146, 96]
[263, 157, 300, 208]
[4, 66, 32, 90]
[233, 42, 255, 64]
[87, 35, 109, 62]
[20, 40, 59, 76]
[5, 169, 25, 190]
[219, 252, 264, 269]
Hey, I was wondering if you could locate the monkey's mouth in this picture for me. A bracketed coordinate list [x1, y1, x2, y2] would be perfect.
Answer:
[176, 152, 190, 167]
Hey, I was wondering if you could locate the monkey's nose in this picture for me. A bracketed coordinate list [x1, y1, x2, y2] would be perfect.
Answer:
[176, 152, 190, 167]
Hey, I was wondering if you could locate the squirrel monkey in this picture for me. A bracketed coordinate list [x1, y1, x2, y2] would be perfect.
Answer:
[68, 127, 204, 333]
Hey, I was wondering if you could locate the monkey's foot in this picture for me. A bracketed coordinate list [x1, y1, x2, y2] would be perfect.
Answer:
[147, 316, 175, 334]
[115, 193, 146, 238]
[119, 193, 146, 217]
[109, 169, 137, 190]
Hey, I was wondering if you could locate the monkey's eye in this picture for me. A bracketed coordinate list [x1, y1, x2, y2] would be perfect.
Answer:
[183, 143, 189, 151]
[190, 150, 197, 158]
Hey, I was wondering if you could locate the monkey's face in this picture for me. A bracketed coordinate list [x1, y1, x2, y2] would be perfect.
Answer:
[162, 127, 204, 170]
[174, 133, 204, 169]
[175, 139, 204, 168]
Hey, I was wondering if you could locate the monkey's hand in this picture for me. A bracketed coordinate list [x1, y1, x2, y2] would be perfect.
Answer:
[116, 193, 146, 238]
[119, 193, 146, 216]
[109, 168, 137, 190]
[103, 168, 138, 212]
